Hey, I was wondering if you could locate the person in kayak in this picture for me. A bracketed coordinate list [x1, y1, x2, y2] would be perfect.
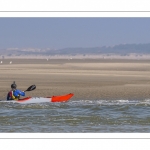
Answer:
[7, 81, 25, 100]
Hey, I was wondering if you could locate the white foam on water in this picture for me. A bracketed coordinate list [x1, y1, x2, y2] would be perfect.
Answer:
[68, 99, 150, 106]
[1, 99, 150, 107]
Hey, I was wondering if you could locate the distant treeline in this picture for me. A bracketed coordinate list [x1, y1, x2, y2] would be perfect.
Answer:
[0, 43, 150, 56]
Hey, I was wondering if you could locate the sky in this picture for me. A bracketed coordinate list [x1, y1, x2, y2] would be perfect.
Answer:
[0, 18, 150, 49]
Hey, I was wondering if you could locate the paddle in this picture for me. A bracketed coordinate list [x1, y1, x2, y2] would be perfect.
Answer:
[24, 85, 36, 92]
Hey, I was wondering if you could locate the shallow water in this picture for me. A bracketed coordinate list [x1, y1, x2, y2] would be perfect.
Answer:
[0, 99, 150, 132]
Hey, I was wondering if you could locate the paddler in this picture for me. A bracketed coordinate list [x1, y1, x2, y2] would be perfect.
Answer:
[7, 81, 25, 100]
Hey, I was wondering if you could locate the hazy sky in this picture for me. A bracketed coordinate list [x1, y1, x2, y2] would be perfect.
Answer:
[0, 18, 150, 49]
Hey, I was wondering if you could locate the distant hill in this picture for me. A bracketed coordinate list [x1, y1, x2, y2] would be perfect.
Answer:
[56, 43, 150, 55]
[0, 43, 150, 57]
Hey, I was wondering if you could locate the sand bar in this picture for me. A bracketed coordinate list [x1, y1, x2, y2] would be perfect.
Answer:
[1, 59, 150, 100]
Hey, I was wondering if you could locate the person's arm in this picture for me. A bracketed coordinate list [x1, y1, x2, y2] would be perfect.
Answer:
[14, 89, 25, 96]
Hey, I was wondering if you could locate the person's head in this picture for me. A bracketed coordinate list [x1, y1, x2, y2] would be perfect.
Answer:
[11, 81, 17, 89]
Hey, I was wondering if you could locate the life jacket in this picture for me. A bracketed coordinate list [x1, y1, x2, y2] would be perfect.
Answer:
[7, 90, 20, 100]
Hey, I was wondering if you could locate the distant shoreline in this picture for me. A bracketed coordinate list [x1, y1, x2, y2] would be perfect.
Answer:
[1, 53, 150, 60]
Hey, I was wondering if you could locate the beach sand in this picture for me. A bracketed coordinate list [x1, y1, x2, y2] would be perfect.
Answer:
[1, 59, 150, 100]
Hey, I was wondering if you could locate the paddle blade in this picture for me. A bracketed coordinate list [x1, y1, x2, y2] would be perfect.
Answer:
[25, 85, 36, 92]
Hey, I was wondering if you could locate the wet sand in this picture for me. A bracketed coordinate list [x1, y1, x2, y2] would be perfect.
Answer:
[1, 59, 150, 100]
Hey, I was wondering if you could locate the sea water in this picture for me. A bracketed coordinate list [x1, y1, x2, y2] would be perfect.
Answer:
[0, 99, 150, 133]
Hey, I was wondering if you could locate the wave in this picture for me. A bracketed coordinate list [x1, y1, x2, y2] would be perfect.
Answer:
[1, 99, 150, 108]
[68, 99, 150, 106]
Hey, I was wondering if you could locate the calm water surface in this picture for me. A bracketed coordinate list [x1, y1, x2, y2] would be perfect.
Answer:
[0, 99, 150, 132]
